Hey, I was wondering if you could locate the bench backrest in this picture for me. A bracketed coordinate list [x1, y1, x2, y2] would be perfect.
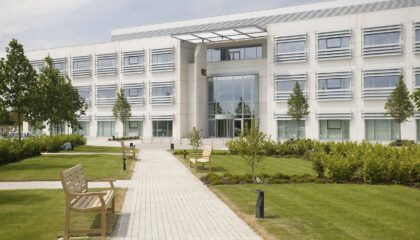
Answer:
[60, 164, 88, 201]
[202, 146, 212, 160]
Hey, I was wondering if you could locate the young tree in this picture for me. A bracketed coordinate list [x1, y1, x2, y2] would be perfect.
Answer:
[113, 89, 131, 136]
[230, 121, 267, 183]
[385, 74, 414, 140]
[188, 127, 203, 154]
[412, 88, 420, 112]
[287, 82, 309, 139]
[31, 56, 87, 136]
[0, 39, 38, 141]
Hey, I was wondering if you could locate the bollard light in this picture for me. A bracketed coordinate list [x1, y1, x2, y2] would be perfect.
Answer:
[183, 149, 187, 160]
[256, 189, 264, 218]
[123, 158, 127, 171]
[130, 142, 134, 147]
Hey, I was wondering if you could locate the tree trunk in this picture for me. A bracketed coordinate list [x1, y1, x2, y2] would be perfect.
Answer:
[296, 119, 299, 140]
[17, 109, 21, 142]
[398, 122, 401, 141]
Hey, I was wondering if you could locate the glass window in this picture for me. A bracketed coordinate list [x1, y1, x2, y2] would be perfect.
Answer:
[278, 120, 305, 140]
[124, 121, 142, 137]
[54, 62, 65, 71]
[152, 53, 173, 64]
[124, 55, 144, 66]
[416, 74, 420, 87]
[97, 89, 115, 99]
[319, 37, 350, 50]
[153, 121, 172, 137]
[319, 120, 349, 141]
[319, 78, 350, 90]
[74, 121, 89, 136]
[32, 64, 43, 73]
[207, 45, 263, 62]
[50, 123, 65, 136]
[97, 58, 115, 68]
[77, 90, 90, 100]
[97, 121, 115, 137]
[124, 88, 143, 98]
[364, 32, 400, 46]
[416, 29, 420, 42]
[364, 75, 398, 88]
[277, 41, 305, 53]
[152, 86, 173, 97]
[365, 119, 400, 141]
[74, 60, 90, 70]
[276, 81, 305, 92]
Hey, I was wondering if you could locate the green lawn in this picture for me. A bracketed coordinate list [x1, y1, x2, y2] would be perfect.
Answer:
[0, 154, 134, 181]
[177, 154, 314, 177]
[73, 145, 123, 153]
[0, 189, 126, 240]
[213, 184, 420, 240]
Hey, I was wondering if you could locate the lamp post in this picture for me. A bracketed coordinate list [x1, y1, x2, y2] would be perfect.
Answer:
[256, 189, 264, 218]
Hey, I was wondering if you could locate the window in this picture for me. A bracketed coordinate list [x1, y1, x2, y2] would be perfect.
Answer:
[97, 89, 115, 99]
[50, 123, 65, 135]
[54, 62, 65, 71]
[416, 73, 420, 87]
[277, 41, 305, 54]
[278, 120, 305, 140]
[32, 64, 43, 73]
[416, 29, 420, 42]
[124, 88, 143, 97]
[124, 121, 142, 137]
[319, 120, 349, 140]
[74, 121, 89, 136]
[152, 86, 173, 97]
[365, 32, 400, 46]
[319, 78, 349, 90]
[152, 121, 172, 137]
[97, 58, 115, 68]
[73, 60, 90, 69]
[365, 119, 400, 141]
[78, 90, 90, 100]
[152, 53, 173, 64]
[276, 80, 305, 92]
[124, 55, 144, 66]
[319, 37, 350, 49]
[97, 121, 115, 137]
[364, 75, 398, 88]
[207, 45, 262, 62]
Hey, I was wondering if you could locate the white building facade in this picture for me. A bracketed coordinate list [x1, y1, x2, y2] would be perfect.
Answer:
[25, 0, 420, 142]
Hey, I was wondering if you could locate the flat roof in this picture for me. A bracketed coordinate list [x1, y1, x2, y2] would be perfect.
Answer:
[111, 0, 419, 41]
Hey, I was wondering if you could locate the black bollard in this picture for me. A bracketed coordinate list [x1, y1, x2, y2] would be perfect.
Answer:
[130, 142, 134, 147]
[123, 158, 127, 171]
[170, 143, 174, 150]
[183, 149, 187, 160]
[256, 189, 264, 218]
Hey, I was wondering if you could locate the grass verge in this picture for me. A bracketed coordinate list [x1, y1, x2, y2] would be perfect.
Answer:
[73, 145, 124, 153]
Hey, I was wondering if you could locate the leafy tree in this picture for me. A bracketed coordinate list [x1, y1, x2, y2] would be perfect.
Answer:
[113, 89, 131, 136]
[385, 74, 414, 140]
[230, 121, 267, 183]
[412, 89, 420, 112]
[0, 39, 38, 141]
[31, 56, 87, 136]
[0, 110, 15, 134]
[188, 127, 203, 154]
[287, 82, 309, 139]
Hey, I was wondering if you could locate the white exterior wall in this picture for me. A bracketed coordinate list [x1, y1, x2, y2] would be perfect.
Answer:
[267, 5, 420, 141]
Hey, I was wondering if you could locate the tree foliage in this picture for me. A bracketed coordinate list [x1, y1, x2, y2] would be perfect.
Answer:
[287, 82, 309, 139]
[30, 56, 87, 136]
[385, 75, 414, 140]
[412, 88, 420, 112]
[113, 89, 131, 133]
[0, 39, 38, 140]
[188, 127, 203, 154]
[229, 121, 267, 183]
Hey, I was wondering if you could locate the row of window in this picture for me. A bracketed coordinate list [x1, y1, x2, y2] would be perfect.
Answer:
[30, 48, 175, 77]
[207, 45, 263, 62]
[274, 23, 420, 62]
[278, 119, 419, 142]
[274, 68, 420, 101]
[77, 82, 174, 106]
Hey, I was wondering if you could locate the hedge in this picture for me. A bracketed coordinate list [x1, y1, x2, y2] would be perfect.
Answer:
[200, 173, 318, 185]
[0, 134, 86, 165]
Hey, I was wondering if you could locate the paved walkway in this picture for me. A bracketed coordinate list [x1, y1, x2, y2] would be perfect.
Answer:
[112, 149, 260, 240]
[0, 180, 130, 190]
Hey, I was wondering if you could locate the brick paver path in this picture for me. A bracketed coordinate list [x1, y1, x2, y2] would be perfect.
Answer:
[112, 149, 260, 240]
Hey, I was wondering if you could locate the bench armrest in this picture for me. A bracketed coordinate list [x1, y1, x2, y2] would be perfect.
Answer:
[71, 191, 107, 197]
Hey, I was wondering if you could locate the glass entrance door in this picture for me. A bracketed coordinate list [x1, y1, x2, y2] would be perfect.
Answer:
[216, 119, 232, 138]
[234, 119, 242, 137]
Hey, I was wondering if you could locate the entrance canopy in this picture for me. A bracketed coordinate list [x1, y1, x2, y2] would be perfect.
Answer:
[172, 25, 267, 43]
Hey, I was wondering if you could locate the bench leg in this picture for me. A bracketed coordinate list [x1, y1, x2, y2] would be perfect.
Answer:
[112, 196, 116, 213]
[64, 206, 71, 240]
[101, 206, 107, 237]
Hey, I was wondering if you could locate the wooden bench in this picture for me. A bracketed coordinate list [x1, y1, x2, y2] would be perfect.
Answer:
[121, 141, 136, 160]
[189, 145, 213, 172]
[60, 164, 115, 240]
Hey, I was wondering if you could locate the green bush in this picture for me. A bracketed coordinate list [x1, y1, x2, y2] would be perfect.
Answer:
[172, 149, 230, 155]
[0, 134, 86, 165]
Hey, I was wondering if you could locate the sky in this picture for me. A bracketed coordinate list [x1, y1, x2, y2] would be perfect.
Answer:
[0, 0, 325, 57]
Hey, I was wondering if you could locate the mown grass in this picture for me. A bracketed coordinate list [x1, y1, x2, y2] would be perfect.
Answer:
[213, 184, 420, 240]
[0, 188, 126, 240]
[177, 154, 315, 178]
[0, 154, 134, 181]
[73, 145, 124, 153]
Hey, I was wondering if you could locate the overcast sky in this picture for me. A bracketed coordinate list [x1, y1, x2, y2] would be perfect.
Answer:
[0, 0, 324, 57]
